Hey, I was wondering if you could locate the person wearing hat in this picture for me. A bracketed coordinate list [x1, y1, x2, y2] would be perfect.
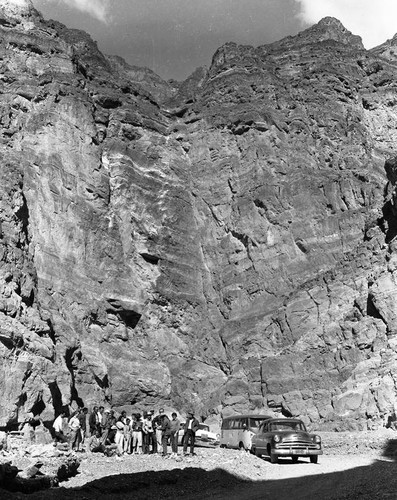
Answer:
[182, 411, 200, 456]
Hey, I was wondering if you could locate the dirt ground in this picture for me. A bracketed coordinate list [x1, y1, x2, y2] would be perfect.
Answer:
[2, 429, 397, 499]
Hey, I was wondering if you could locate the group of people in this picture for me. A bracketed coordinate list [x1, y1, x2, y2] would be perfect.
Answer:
[52, 406, 201, 457]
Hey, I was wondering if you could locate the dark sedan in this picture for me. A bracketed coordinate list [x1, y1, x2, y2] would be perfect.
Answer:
[251, 418, 322, 464]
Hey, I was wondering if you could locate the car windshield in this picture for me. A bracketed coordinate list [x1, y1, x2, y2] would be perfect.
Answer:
[249, 418, 269, 429]
[198, 424, 209, 431]
[268, 421, 306, 432]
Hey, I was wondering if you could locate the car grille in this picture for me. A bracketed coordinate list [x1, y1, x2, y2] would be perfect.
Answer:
[278, 437, 318, 450]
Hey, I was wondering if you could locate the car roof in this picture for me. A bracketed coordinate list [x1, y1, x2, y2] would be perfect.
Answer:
[222, 414, 273, 420]
[263, 418, 303, 423]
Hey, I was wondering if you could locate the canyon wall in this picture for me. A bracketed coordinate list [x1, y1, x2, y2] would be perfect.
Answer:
[1, 3, 397, 430]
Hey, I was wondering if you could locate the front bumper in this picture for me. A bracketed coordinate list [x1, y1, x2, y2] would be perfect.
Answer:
[273, 448, 323, 456]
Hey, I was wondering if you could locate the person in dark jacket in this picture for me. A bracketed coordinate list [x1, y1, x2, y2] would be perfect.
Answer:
[183, 411, 200, 456]
[88, 406, 99, 436]
[161, 414, 172, 456]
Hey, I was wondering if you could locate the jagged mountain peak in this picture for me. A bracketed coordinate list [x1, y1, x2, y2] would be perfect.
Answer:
[264, 16, 364, 52]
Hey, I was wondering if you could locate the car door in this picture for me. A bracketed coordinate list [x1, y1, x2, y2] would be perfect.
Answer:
[254, 422, 267, 454]
[240, 418, 252, 449]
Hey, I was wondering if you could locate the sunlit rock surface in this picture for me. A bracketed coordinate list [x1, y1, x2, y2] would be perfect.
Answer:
[1, 7, 397, 430]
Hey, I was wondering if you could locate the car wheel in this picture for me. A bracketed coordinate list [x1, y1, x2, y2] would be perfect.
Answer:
[239, 442, 246, 451]
[251, 446, 260, 457]
[270, 452, 278, 464]
[291, 456, 298, 463]
[220, 444, 226, 449]
[310, 455, 318, 464]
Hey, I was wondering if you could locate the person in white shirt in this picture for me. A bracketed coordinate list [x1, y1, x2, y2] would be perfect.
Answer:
[69, 412, 81, 451]
[53, 412, 68, 444]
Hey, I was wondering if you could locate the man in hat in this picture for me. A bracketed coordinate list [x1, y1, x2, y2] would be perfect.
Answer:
[183, 411, 200, 456]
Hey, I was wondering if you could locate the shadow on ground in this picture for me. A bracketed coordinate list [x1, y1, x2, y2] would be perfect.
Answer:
[381, 438, 397, 461]
[2, 439, 397, 500]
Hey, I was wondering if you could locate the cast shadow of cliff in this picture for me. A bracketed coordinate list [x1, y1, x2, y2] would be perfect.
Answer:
[3, 443, 397, 500]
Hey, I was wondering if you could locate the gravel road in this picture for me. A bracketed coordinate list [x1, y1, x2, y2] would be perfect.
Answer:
[2, 430, 397, 499]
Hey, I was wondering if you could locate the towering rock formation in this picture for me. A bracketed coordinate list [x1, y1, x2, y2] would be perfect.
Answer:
[1, 5, 397, 430]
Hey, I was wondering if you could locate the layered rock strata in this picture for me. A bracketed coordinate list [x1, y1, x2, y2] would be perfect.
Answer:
[0, 4, 397, 429]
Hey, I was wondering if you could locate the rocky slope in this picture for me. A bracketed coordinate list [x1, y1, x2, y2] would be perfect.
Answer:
[1, 2, 397, 430]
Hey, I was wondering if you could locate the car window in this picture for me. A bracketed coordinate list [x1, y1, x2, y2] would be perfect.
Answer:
[198, 424, 209, 431]
[269, 421, 306, 431]
[221, 419, 230, 430]
[249, 417, 268, 429]
[231, 419, 239, 429]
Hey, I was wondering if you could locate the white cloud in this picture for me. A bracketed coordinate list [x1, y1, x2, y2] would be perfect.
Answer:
[68, 0, 108, 22]
[36, 0, 110, 23]
[295, 0, 397, 48]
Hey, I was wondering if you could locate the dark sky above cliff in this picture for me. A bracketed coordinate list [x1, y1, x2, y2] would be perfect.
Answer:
[33, 0, 397, 81]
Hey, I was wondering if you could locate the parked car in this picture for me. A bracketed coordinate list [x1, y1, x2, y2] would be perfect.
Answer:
[178, 423, 220, 447]
[220, 414, 272, 451]
[251, 418, 322, 464]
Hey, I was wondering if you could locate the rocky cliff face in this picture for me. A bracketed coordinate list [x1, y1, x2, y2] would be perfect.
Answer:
[1, 4, 397, 430]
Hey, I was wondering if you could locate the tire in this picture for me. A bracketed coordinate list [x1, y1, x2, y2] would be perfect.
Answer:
[291, 456, 299, 463]
[239, 442, 246, 451]
[310, 455, 318, 464]
[220, 444, 226, 449]
[251, 446, 260, 457]
[270, 452, 278, 464]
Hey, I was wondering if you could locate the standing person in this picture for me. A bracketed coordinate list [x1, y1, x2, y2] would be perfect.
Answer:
[170, 412, 181, 456]
[77, 407, 88, 451]
[100, 409, 110, 444]
[115, 420, 125, 456]
[68, 412, 81, 451]
[97, 406, 104, 432]
[53, 411, 68, 444]
[153, 408, 165, 454]
[132, 413, 143, 454]
[161, 413, 171, 457]
[183, 412, 200, 456]
[124, 418, 132, 454]
[107, 410, 117, 443]
[142, 411, 156, 454]
[88, 406, 99, 436]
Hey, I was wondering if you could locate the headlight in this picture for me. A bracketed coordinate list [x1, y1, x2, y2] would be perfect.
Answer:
[313, 435, 321, 443]
[273, 435, 281, 443]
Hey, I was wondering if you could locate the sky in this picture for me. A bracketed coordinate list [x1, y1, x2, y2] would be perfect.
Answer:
[30, 0, 397, 81]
